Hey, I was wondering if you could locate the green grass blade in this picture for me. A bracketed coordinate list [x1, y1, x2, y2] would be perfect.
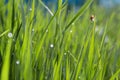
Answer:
[66, 54, 70, 80]
[87, 21, 96, 80]
[63, 0, 93, 33]
[39, 0, 53, 16]
[1, 39, 12, 80]
[0, 29, 9, 38]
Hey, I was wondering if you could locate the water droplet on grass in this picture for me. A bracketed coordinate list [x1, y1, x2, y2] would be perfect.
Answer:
[72, 23, 75, 25]
[78, 76, 81, 79]
[45, 76, 47, 80]
[105, 36, 109, 43]
[16, 60, 20, 65]
[46, 29, 48, 33]
[70, 30, 72, 33]
[95, 26, 99, 33]
[13, 39, 15, 42]
[50, 44, 54, 48]
[29, 8, 32, 11]
[8, 32, 13, 38]
[99, 27, 104, 36]
[32, 28, 35, 32]
[64, 53, 67, 55]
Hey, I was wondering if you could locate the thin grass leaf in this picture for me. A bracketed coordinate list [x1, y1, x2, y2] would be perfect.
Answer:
[1, 39, 12, 80]
[66, 54, 70, 80]
[87, 21, 96, 80]
[0, 29, 9, 38]
[39, 0, 53, 16]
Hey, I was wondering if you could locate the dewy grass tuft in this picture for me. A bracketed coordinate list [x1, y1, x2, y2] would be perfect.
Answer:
[0, 0, 120, 80]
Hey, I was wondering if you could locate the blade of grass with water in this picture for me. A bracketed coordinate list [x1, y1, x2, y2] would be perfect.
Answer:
[63, 0, 93, 33]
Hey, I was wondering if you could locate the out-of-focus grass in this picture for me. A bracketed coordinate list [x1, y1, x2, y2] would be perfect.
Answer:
[0, 0, 120, 80]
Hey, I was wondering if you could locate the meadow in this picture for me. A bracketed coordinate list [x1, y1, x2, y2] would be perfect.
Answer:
[0, 0, 120, 80]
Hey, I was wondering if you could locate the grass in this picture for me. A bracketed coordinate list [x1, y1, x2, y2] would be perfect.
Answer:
[0, 0, 120, 80]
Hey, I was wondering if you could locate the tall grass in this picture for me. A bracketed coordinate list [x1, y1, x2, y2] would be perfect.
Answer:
[0, 0, 120, 80]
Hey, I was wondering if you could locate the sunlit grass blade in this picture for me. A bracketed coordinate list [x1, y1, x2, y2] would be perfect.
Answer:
[39, 0, 53, 16]
[66, 54, 70, 80]
[1, 39, 12, 80]
[0, 29, 9, 38]
[87, 21, 96, 80]
[53, 52, 63, 80]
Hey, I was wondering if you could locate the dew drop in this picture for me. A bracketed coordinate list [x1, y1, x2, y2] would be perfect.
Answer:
[16, 60, 20, 65]
[50, 44, 54, 48]
[70, 30, 72, 33]
[29, 8, 32, 11]
[8, 32, 13, 38]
